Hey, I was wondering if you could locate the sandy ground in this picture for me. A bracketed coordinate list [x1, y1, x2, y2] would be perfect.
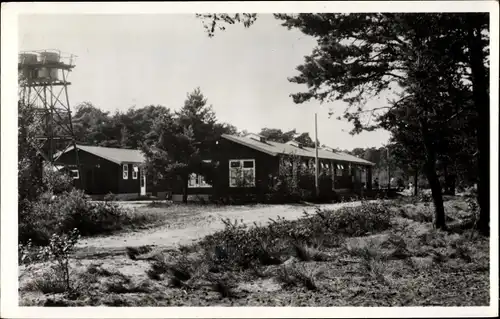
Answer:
[76, 201, 365, 255]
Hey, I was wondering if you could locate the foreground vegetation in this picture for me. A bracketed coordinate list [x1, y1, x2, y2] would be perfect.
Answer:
[19, 196, 489, 307]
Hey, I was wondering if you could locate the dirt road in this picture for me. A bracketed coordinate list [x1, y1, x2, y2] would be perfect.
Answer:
[76, 202, 363, 255]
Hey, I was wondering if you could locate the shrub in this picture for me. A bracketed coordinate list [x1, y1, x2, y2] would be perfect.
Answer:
[37, 229, 80, 291]
[319, 201, 393, 237]
[419, 192, 433, 203]
[200, 218, 285, 270]
[19, 189, 137, 245]
[198, 201, 391, 271]
[399, 206, 433, 223]
[104, 192, 118, 202]
[146, 252, 204, 288]
[266, 154, 324, 203]
[43, 168, 74, 195]
[55, 191, 132, 236]
[21, 229, 80, 293]
[19, 239, 35, 265]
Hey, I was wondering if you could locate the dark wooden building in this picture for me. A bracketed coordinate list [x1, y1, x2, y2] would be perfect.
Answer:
[55, 145, 148, 199]
[54, 134, 374, 202]
[175, 133, 375, 202]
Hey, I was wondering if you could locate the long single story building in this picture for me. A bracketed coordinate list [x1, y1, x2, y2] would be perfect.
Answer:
[55, 133, 375, 201]
[177, 133, 374, 202]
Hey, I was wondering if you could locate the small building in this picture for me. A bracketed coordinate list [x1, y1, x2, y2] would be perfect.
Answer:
[55, 145, 149, 199]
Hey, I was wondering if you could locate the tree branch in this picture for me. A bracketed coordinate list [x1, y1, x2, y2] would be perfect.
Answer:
[384, 72, 406, 80]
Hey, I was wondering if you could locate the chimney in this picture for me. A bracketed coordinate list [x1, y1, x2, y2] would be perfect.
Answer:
[286, 140, 303, 148]
[246, 133, 267, 143]
[320, 145, 336, 152]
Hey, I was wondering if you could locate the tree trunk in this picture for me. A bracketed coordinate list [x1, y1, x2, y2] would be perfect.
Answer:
[467, 17, 489, 236]
[420, 120, 446, 230]
[443, 163, 449, 194]
[443, 163, 456, 196]
[413, 169, 419, 196]
[424, 159, 447, 230]
[182, 177, 188, 204]
[447, 174, 456, 196]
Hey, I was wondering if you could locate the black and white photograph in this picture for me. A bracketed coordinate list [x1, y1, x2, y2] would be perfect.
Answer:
[1, 1, 498, 317]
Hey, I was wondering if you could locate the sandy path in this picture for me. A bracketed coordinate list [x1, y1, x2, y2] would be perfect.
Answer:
[76, 202, 364, 255]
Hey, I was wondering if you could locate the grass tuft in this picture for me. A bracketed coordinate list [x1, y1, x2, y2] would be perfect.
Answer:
[206, 273, 237, 298]
[293, 241, 328, 262]
[126, 245, 153, 260]
[276, 262, 323, 291]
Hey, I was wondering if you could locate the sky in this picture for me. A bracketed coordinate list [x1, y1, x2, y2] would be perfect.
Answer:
[18, 14, 391, 150]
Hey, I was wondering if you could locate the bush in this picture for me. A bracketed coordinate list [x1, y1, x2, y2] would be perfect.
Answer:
[19, 189, 134, 245]
[266, 154, 330, 203]
[319, 201, 393, 237]
[201, 218, 285, 270]
[43, 168, 74, 195]
[21, 229, 80, 293]
[399, 206, 433, 223]
[39, 229, 80, 290]
[104, 192, 118, 202]
[419, 192, 433, 203]
[198, 201, 392, 270]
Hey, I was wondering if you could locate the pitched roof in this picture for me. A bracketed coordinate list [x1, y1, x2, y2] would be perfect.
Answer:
[221, 134, 375, 166]
[56, 144, 145, 164]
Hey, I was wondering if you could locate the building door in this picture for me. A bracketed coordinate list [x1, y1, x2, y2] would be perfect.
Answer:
[85, 169, 95, 194]
[140, 167, 146, 196]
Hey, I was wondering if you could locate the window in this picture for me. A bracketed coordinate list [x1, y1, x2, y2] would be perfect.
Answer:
[122, 164, 128, 179]
[187, 159, 213, 188]
[70, 169, 79, 180]
[229, 159, 255, 187]
[336, 164, 344, 176]
[199, 175, 211, 187]
[188, 173, 212, 188]
[188, 173, 196, 187]
[132, 165, 138, 179]
[321, 162, 331, 174]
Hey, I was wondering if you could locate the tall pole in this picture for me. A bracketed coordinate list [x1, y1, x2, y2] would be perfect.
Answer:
[315, 113, 319, 198]
[387, 146, 391, 190]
